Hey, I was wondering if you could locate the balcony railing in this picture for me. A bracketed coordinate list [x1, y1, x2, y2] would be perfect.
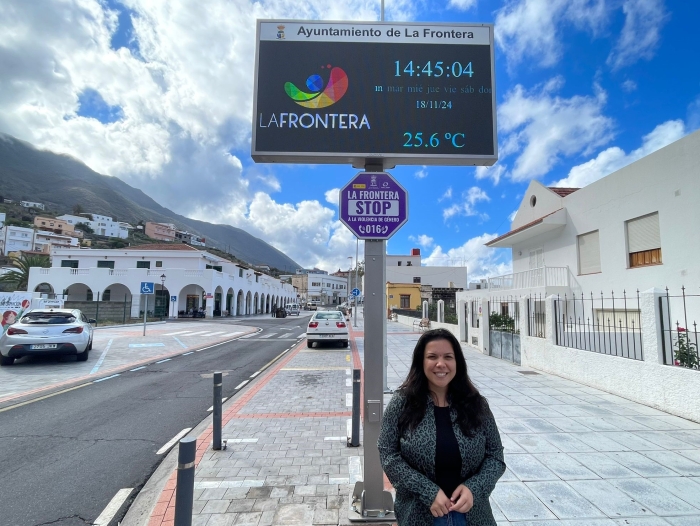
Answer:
[488, 266, 570, 291]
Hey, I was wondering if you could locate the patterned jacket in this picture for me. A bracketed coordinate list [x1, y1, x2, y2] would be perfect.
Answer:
[378, 392, 505, 526]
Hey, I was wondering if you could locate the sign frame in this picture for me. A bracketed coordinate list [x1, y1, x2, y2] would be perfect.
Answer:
[339, 172, 408, 240]
[140, 282, 155, 295]
[251, 19, 497, 168]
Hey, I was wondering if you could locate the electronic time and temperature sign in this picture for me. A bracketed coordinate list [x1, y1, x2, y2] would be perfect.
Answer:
[251, 20, 496, 168]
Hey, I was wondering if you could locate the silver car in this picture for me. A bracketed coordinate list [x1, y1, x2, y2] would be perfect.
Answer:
[0, 309, 95, 366]
[306, 310, 349, 348]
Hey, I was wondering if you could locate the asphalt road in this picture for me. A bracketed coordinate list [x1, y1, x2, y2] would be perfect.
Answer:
[0, 315, 308, 526]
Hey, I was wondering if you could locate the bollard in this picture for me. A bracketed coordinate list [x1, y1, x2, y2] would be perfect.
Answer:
[213, 372, 222, 450]
[174, 437, 196, 526]
[349, 368, 361, 447]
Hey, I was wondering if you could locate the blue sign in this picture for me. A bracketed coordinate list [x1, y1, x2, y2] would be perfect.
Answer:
[140, 282, 155, 294]
[171, 296, 177, 302]
[351, 288, 361, 297]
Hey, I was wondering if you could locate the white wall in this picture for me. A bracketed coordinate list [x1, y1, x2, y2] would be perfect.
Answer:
[386, 265, 467, 288]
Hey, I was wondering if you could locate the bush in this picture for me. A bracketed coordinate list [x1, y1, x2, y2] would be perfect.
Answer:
[489, 312, 515, 331]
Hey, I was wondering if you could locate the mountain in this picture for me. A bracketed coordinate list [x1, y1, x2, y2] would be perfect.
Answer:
[0, 133, 301, 271]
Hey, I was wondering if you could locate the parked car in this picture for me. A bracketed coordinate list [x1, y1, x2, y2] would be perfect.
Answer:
[306, 310, 348, 348]
[0, 309, 95, 366]
[285, 303, 301, 316]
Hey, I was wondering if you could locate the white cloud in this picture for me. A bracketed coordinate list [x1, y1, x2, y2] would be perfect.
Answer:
[439, 187, 453, 202]
[442, 186, 490, 220]
[499, 77, 615, 181]
[621, 79, 638, 92]
[475, 164, 506, 184]
[508, 210, 518, 222]
[687, 95, 700, 132]
[423, 233, 512, 281]
[408, 234, 434, 248]
[448, 0, 478, 11]
[495, 0, 608, 68]
[325, 188, 340, 207]
[552, 119, 686, 188]
[414, 166, 428, 179]
[607, 0, 668, 70]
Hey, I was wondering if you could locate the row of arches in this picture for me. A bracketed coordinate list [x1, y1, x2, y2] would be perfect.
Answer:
[34, 282, 297, 318]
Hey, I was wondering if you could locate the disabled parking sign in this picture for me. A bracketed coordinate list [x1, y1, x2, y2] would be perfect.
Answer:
[339, 172, 408, 240]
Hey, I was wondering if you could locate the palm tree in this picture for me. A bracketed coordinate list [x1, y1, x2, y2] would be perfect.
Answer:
[0, 253, 51, 291]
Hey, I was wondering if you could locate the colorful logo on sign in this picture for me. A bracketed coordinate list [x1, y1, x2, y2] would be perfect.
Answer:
[284, 65, 348, 109]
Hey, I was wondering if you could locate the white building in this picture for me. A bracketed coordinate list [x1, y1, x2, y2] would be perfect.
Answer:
[20, 200, 45, 210]
[27, 244, 296, 318]
[34, 230, 79, 253]
[460, 129, 700, 302]
[175, 230, 206, 247]
[1, 225, 35, 255]
[57, 213, 129, 239]
[386, 248, 467, 289]
[280, 271, 348, 305]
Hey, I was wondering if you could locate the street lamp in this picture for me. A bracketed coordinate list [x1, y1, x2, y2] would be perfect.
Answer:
[160, 273, 166, 320]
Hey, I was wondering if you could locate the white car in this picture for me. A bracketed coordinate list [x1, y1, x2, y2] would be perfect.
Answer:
[0, 309, 95, 366]
[284, 303, 301, 316]
[306, 310, 349, 348]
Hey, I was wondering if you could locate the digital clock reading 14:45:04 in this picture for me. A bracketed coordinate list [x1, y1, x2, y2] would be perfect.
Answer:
[394, 61, 474, 78]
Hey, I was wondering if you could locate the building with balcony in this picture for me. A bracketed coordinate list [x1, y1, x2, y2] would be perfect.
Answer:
[281, 271, 347, 306]
[20, 200, 45, 210]
[33, 216, 80, 237]
[1, 225, 35, 255]
[27, 244, 296, 319]
[174, 230, 205, 246]
[458, 129, 700, 305]
[34, 230, 79, 253]
[145, 222, 176, 242]
[56, 213, 129, 238]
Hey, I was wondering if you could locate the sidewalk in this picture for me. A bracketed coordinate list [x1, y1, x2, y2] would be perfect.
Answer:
[130, 309, 700, 526]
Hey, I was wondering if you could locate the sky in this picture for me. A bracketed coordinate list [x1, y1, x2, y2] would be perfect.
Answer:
[1, 0, 698, 280]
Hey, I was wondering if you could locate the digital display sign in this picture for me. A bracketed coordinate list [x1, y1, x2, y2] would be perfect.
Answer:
[251, 20, 496, 167]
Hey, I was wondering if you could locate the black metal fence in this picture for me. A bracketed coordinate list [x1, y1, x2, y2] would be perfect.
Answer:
[488, 297, 520, 333]
[554, 291, 643, 360]
[660, 287, 700, 369]
[527, 294, 546, 338]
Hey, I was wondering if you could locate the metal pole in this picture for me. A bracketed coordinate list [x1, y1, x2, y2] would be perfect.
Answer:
[380, 0, 384, 21]
[354, 237, 359, 326]
[142, 294, 147, 336]
[348, 368, 361, 447]
[213, 371, 223, 450]
[174, 437, 196, 526]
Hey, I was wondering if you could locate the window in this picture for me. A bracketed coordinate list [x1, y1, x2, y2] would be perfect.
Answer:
[103, 289, 111, 301]
[407, 261, 412, 266]
[627, 212, 662, 268]
[397, 261, 402, 266]
[137, 261, 150, 269]
[413, 277, 421, 284]
[97, 261, 115, 269]
[156, 261, 163, 268]
[578, 230, 601, 275]
[206, 264, 223, 272]
[61, 260, 78, 268]
[400, 295, 411, 308]
[239, 269, 243, 277]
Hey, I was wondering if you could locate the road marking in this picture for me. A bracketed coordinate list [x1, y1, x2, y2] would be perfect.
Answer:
[90, 338, 114, 375]
[183, 351, 194, 355]
[205, 331, 227, 336]
[0, 384, 89, 413]
[93, 488, 133, 526]
[347, 418, 352, 437]
[250, 371, 261, 378]
[234, 380, 249, 389]
[282, 367, 349, 371]
[181, 331, 210, 336]
[346, 393, 353, 407]
[129, 343, 165, 348]
[207, 397, 228, 411]
[346, 378, 352, 387]
[162, 330, 192, 336]
[324, 436, 346, 441]
[279, 332, 294, 338]
[259, 333, 275, 339]
[173, 336, 187, 349]
[349, 456, 363, 484]
[297, 333, 305, 338]
[346, 354, 350, 362]
[223, 331, 243, 337]
[346, 369, 351, 375]
[155, 358, 171, 364]
[130, 366, 146, 372]
[157, 428, 192, 455]
[94, 374, 120, 383]
[240, 333, 256, 339]
[227, 438, 258, 443]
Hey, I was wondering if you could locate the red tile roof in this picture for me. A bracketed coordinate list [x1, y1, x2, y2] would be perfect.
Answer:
[548, 187, 579, 197]
[128, 244, 200, 251]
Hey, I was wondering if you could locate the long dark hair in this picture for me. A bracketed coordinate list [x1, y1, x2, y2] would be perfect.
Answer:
[397, 328, 488, 438]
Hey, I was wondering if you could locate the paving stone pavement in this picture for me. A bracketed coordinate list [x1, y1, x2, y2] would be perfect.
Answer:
[141, 309, 700, 526]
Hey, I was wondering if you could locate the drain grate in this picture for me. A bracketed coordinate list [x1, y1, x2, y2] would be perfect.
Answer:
[518, 370, 540, 375]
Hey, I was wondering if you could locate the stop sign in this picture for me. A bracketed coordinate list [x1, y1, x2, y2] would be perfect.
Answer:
[339, 172, 409, 240]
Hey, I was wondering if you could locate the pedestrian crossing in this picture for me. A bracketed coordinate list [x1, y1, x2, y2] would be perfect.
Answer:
[160, 329, 306, 340]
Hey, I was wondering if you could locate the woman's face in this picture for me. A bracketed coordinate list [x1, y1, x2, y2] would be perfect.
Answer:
[423, 339, 456, 393]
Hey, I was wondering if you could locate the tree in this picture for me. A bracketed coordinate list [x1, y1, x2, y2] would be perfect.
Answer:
[0, 253, 51, 291]
[75, 222, 94, 234]
[73, 204, 84, 215]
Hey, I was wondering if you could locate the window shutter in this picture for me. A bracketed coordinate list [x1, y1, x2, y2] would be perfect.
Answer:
[627, 213, 661, 253]
[578, 230, 601, 274]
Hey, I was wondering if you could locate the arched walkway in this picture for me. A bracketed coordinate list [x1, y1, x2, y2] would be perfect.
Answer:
[237, 289, 244, 316]
[64, 282, 93, 301]
[33, 282, 54, 296]
[245, 291, 252, 315]
[226, 287, 234, 316]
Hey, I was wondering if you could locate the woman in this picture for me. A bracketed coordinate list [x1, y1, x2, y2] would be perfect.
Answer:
[378, 329, 505, 526]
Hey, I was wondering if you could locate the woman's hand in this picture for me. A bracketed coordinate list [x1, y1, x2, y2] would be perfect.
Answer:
[449, 484, 474, 513]
[430, 489, 452, 517]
